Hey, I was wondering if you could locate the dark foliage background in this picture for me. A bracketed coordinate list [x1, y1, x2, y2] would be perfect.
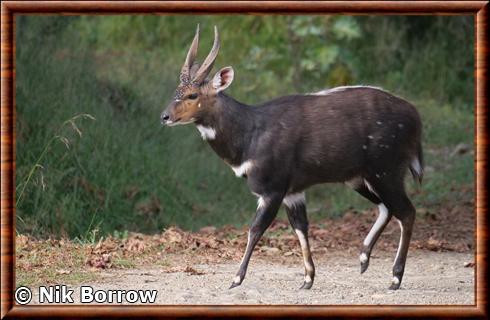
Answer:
[15, 16, 473, 239]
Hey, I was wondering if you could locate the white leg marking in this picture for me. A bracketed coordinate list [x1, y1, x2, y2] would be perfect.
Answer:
[363, 204, 389, 247]
[283, 193, 306, 208]
[411, 157, 422, 175]
[392, 276, 400, 285]
[238, 231, 252, 267]
[196, 125, 216, 140]
[234, 275, 241, 284]
[364, 179, 379, 197]
[231, 160, 254, 177]
[360, 253, 368, 264]
[257, 197, 266, 210]
[294, 229, 314, 273]
[305, 275, 312, 283]
[394, 219, 404, 267]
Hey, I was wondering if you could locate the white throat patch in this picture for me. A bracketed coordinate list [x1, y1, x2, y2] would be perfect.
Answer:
[196, 125, 216, 140]
[231, 160, 254, 177]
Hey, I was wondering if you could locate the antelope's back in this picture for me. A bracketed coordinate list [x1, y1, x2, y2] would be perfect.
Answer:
[255, 87, 422, 187]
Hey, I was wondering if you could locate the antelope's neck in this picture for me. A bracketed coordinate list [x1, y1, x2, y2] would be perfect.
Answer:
[195, 94, 256, 166]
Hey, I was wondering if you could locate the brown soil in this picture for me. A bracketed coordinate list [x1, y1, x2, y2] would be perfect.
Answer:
[29, 251, 475, 305]
[18, 201, 475, 305]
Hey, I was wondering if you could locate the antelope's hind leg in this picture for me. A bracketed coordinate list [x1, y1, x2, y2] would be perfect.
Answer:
[367, 175, 416, 290]
[349, 179, 392, 274]
[284, 193, 315, 290]
[360, 202, 392, 274]
[389, 199, 415, 290]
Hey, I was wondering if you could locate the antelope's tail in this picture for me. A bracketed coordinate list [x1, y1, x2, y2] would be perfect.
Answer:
[409, 141, 424, 185]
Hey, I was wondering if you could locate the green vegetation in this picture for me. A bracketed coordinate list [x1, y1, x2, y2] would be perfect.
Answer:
[15, 235, 99, 287]
[15, 16, 474, 238]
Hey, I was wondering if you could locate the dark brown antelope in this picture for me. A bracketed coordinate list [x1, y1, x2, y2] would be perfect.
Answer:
[161, 25, 423, 290]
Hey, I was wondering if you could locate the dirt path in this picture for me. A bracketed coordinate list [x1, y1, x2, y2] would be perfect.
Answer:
[31, 251, 474, 305]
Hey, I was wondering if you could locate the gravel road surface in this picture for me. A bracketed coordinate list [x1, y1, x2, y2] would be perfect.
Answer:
[30, 251, 474, 305]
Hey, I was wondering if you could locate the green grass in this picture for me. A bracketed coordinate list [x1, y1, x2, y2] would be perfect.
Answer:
[113, 259, 137, 269]
[15, 16, 474, 239]
[17, 270, 99, 288]
[16, 238, 99, 287]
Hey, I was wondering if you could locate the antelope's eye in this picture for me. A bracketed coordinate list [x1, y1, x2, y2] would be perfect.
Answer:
[187, 93, 198, 100]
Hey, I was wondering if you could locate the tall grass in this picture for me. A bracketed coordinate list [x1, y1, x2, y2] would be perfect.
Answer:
[15, 16, 474, 238]
[16, 114, 95, 208]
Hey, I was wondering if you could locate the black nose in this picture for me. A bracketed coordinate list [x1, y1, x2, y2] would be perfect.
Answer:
[161, 113, 170, 124]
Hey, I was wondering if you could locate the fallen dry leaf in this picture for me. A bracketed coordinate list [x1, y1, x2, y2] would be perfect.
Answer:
[86, 253, 112, 269]
[56, 269, 71, 275]
[183, 266, 205, 275]
[126, 238, 146, 252]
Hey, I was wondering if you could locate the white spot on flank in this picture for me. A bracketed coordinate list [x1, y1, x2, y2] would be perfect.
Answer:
[310, 85, 385, 96]
[376, 121, 383, 125]
[362, 145, 367, 150]
[283, 193, 306, 208]
[363, 204, 389, 247]
[231, 160, 254, 177]
[196, 125, 216, 140]
[360, 253, 368, 264]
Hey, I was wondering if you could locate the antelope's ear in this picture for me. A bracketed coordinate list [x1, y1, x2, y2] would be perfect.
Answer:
[211, 66, 234, 93]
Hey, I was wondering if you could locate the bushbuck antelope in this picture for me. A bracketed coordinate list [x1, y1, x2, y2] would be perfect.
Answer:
[161, 25, 423, 290]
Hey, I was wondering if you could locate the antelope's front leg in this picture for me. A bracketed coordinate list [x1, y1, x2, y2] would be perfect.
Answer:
[284, 193, 315, 289]
[229, 193, 283, 289]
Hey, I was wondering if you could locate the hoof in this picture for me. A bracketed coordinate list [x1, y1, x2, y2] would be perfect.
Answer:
[388, 277, 401, 290]
[229, 275, 243, 289]
[299, 281, 313, 290]
[388, 283, 400, 290]
[359, 252, 369, 274]
[229, 276, 242, 289]
[360, 261, 369, 274]
[229, 282, 241, 289]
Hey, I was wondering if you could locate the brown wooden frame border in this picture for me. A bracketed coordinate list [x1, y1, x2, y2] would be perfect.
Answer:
[1, 1, 488, 318]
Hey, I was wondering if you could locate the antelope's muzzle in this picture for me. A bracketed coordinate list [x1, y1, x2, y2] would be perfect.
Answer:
[160, 112, 171, 125]
[161, 101, 178, 126]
